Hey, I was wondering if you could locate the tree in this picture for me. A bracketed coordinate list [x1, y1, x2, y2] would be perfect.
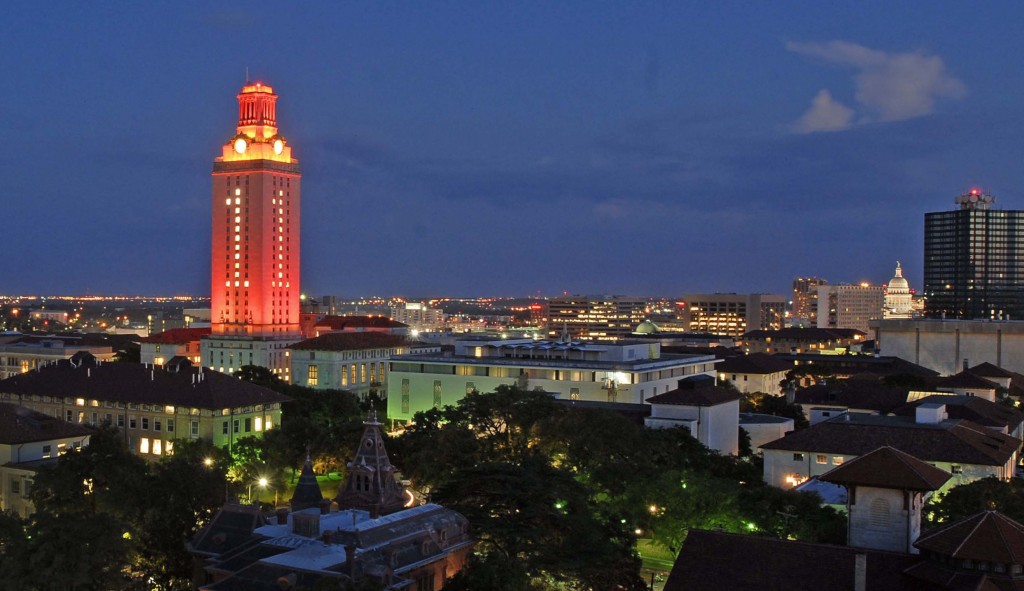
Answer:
[925, 477, 1024, 526]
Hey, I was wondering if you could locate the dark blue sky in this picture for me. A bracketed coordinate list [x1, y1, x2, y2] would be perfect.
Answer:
[3, 2, 1023, 298]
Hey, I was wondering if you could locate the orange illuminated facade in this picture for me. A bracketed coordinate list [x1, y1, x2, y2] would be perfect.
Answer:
[203, 82, 302, 378]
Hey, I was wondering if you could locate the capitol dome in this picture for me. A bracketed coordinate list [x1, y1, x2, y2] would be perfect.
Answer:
[884, 262, 913, 319]
[887, 262, 910, 293]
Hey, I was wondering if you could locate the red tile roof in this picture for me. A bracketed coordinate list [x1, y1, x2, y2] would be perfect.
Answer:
[0, 358, 288, 410]
[915, 511, 1024, 565]
[893, 395, 1024, 433]
[820, 446, 951, 491]
[140, 327, 211, 344]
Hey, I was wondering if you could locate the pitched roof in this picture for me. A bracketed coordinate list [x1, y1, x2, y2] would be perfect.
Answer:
[969, 362, 1015, 379]
[717, 353, 793, 375]
[289, 332, 417, 351]
[664, 529, 920, 591]
[646, 385, 740, 407]
[893, 396, 1024, 433]
[820, 446, 951, 491]
[937, 371, 1000, 391]
[0, 402, 93, 444]
[140, 327, 211, 344]
[760, 414, 1021, 467]
[915, 511, 1024, 564]
[314, 315, 407, 330]
[795, 383, 910, 414]
[0, 358, 290, 410]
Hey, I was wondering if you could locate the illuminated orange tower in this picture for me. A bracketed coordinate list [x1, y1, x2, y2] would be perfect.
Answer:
[203, 82, 302, 378]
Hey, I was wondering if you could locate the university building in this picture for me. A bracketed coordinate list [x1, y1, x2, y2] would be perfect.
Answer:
[679, 293, 786, 339]
[202, 81, 303, 381]
[386, 337, 718, 422]
[0, 353, 288, 458]
[546, 295, 648, 341]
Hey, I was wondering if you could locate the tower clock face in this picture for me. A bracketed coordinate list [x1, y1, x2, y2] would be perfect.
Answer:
[234, 138, 247, 154]
[274, 139, 283, 155]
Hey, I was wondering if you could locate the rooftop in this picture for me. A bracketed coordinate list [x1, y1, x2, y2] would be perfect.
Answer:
[647, 385, 740, 407]
[140, 327, 211, 344]
[391, 351, 717, 372]
[717, 353, 794, 375]
[0, 402, 93, 445]
[0, 356, 289, 410]
[914, 510, 1024, 564]
[314, 315, 407, 330]
[894, 395, 1024, 433]
[744, 327, 866, 341]
[760, 413, 1021, 467]
[820, 446, 951, 492]
[289, 332, 425, 351]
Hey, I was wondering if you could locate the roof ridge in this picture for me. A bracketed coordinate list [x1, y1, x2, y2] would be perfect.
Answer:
[948, 513, 988, 558]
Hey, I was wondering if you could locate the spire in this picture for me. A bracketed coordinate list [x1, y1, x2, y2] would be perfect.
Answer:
[334, 416, 408, 517]
[895, 261, 903, 277]
[289, 447, 324, 512]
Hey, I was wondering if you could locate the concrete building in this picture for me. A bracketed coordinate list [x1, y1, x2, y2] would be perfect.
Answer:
[924, 190, 1024, 320]
[190, 417, 473, 590]
[791, 277, 828, 327]
[816, 283, 884, 335]
[876, 318, 1024, 376]
[0, 353, 288, 458]
[386, 338, 718, 422]
[140, 327, 210, 366]
[390, 302, 444, 333]
[680, 293, 785, 340]
[202, 81, 303, 381]
[739, 413, 794, 451]
[288, 332, 439, 397]
[760, 408, 1021, 491]
[546, 295, 648, 341]
[645, 380, 740, 455]
[0, 403, 92, 517]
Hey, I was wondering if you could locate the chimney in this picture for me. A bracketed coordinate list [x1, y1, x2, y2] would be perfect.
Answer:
[276, 507, 288, 525]
[854, 553, 866, 591]
[320, 498, 332, 515]
[915, 403, 946, 425]
[344, 543, 357, 574]
[87, 368, 91, 378]
[963, 358, 969, 371]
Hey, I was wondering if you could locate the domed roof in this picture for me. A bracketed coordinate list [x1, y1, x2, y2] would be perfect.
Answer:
[887, 262, 910, 292]
[635, 319, 660, 334]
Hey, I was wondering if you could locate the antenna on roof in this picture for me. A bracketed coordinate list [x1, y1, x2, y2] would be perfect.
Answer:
[245, 66, 249, 83]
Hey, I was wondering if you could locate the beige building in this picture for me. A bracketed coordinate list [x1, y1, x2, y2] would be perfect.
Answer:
[288, 332, 439, 398]
[875, 318, 1024, 376]
[0, 335, 116, 379]
[390, 302, 445, 332]
[791, 277, 828, 327]
[140, 327, 210, 366]
[546, 295, 648, 341]
[883, 262, 914, 319]
[716, 354, 793, 395]
[0, 403, 92, 517]
[680, 293, 786, 339]
[816, 283, 884, 335]
[0, 353, 288, 457]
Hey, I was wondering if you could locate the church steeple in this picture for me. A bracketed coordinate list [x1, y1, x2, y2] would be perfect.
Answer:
[289, 449, 324, 512]
[334, 412, 408, 517]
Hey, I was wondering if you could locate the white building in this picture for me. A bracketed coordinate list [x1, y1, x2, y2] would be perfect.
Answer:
[760, 408, 1021, 491]
[883, 262, 914, 319]
[739, 413, 794, 451]
[645, 382, 740, 455]
[816, 283, 885, 335]
[716, 354, 792, 395]
[386, 338, 718, 422]
[390, 302, 445, 333]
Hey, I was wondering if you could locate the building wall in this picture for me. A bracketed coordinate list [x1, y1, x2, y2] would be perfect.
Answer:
[646, 400, 739, 456]
[847, 486, 922, 554]
[386, 360, 716, 421]
[763, 448, 1010, 492]
[546, 296, 648, 341]
[0, 345, 116, 379]
[719, 370, 788, 395]
[681, 294, 786, 339]
[290, 344, 440, 397]
[740, 417, 794, 450]
[0, 392, 282, 458]
[203, 336, 299, 381]
[0, 433, 91, 517]
[876, 319, 1024, 376]
[141, 341, 203, 366]
[816, 285, 884, 335]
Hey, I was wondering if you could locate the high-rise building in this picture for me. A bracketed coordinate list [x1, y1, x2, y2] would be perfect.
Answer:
[201, 82, 302, 378]
[680, 293, 786, 339]
[791, 277, 828, 326]
[924, 190, 1024, 320]
[815, 283, 884, 334]
[546, 295, 647, 341]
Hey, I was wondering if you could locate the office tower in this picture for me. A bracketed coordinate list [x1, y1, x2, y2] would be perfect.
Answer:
[546, 295, 647, 341]
[202, 82, 302, 378]
[815, 283, 884, 334]
[680, 293, 786, 339]
[792, 277, 828, 325]
[924, 190, 1024, 320]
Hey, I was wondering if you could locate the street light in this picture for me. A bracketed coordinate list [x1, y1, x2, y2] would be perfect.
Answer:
[248, 477, 268, 504]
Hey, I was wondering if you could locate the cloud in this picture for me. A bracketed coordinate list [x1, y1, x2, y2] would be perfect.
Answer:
[787, 40, 966, 131]
[793, 89, 855, 133]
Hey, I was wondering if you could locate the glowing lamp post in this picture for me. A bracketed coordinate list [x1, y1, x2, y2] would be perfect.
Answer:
[249, 477, 268, 504]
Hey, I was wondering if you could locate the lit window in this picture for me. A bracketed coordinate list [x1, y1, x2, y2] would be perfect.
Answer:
[234, 216, 241, 223]
[234, 207, 240, 213]
[255, 417, 263, 431]
[234, 235, 240, 241]
[234, 197, 240, 204]
[307, 365, 318, 386]
[224, 198, 231, 205]
[153, 439, 162, 455]
[243, 281, 250, 287]
[235, 188, 241, 196]
[140, 438, 150, 454]
[832, 456, 844, 465]
[816, 455, 828, 465]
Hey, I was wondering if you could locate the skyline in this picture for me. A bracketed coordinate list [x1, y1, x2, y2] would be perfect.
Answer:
[4, 3, 1024, 297]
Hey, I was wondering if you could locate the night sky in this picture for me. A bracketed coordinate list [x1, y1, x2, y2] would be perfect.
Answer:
[3, 3, 1023, 298]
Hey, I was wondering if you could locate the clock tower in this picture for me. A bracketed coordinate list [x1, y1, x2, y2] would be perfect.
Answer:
[202, 82, 302, 379]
